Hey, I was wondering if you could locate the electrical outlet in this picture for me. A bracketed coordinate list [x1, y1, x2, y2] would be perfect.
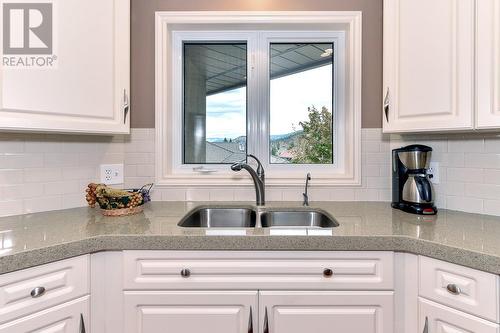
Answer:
[428, 162, 440, 185]
[100, 164, 124, 185]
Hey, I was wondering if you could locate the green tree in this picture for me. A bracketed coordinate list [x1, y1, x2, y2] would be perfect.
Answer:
[292, 106, 333, 164]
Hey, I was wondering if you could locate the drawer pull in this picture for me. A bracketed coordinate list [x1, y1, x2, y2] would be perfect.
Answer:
[248, 307, 253, 333]
[80, 314, 86, 333]
[30, 287, 46, 298]
[180, 268, 191, 278]
[446, 284, 461, 295]
[323, 268, 333, 277]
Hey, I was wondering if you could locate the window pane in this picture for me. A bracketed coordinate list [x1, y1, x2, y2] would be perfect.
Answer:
[269, 43, 334, 164]
[183, 43, 247, 164]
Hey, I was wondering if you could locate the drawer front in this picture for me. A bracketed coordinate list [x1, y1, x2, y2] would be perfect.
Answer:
[419, 297, 499, 333]
[123, 251, 394, 290]
[419, 256, 500, 323]
[0, 255, 89, 324]
[0, 296, 89, 333]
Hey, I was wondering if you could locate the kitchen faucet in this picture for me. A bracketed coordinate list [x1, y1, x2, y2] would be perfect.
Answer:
[231, 154, 265, 206]
[303, 173, 311, 206]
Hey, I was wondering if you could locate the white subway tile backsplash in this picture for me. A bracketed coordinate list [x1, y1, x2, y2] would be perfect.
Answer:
[161, 188, 186, 201]
[266, 188, 284, 201]
[447, 168, 483, 183]
[61, 166, 97, 180]
[233, 188, 256, 201]
[0, 154, 43, 169]
[446, 196, 483, 215]
[124, 152, 154, 165]
[484, 200, 500, 216]
[25, 140, 62, 153]
[209, 188, 234, 201]
[24, 168, 62, 183]
[186, 188, 210, 201]
[2, 128, 500, 217]
[0, 170, 23, 185]
[44, 153, 80, 168]
[24, 195, 63, 214]
[0, 200, 23, 216]
[0, 133, 122, 217]
[465, 153, 500, 169]
[43, 181, 80, 196]
[354, 189, 380, 201]
[434, 153, 465, 167]
[366, 177, 390, 189]
[464, 183, 500, 200]
[449, 139, 484, 153]
[364, 165, 381, 177]
[62, 194, 87, 209]
[329, 188, 356, 201]
[136, 164, 155, 177]
[0, 140, 24, 153]
[484, 138, 500, 153]
[364, 152, 388, 165]
[483, 169, 500, 185]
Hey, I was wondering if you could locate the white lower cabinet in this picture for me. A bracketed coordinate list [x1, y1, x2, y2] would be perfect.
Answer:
[260, 291, 394, 333]
[123, 291, 257, 333]
[0, 296, 89, 333]
[122, 290, 394, 333]
[418, 297, 500, 333]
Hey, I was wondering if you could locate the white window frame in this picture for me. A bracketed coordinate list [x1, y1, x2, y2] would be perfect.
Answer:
[155, 11, 362, 187]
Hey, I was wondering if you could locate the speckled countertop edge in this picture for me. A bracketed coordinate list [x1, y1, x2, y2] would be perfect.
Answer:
[1, 234, 500, 275]
[1, 201, 500, 275]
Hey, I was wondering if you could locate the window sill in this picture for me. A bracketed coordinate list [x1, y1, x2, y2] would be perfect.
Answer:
[155, 174, 361, 188]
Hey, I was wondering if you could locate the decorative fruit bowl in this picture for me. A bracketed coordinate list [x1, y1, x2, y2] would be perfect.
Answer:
[85, 183, 153, 216]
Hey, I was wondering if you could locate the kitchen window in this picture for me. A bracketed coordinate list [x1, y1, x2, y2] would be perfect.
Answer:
[156, 12, 362, 187]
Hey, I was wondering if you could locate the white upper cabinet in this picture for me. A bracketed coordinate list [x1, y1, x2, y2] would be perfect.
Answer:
[476, 0, 500, 129]
[0, 0, 130, 134]
[383, 0, 475, 133]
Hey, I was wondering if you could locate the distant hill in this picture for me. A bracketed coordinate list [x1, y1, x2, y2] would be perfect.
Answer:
[270, 130, 303, 141]
[208, 131, 302, 144]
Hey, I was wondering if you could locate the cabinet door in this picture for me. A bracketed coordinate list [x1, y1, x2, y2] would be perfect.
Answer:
[477, 0, 500, 129]
[259, 291, 394, 333]
[418, 297, 500, 333]
[0, 296, 89, 333]
[123, 291, 257, 333]
[383, 0, 474, 133]
[0, 0, 130, 134]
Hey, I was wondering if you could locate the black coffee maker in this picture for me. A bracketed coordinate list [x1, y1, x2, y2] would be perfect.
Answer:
[392, 145, 437, 215]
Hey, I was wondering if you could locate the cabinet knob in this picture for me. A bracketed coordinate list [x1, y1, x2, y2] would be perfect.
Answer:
[180, 268, 191, 278]
[30, 286, 46, 298]
[446, 283, 461, 295]
[323, 268, 333, 277]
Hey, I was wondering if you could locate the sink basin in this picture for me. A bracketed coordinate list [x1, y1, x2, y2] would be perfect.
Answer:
[260, 209, 339, 228]
[178, 207, 257, 228]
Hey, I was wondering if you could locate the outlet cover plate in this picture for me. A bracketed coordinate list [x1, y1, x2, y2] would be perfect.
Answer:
[100, 164, 124, 185]
[428, 162, 440, 185]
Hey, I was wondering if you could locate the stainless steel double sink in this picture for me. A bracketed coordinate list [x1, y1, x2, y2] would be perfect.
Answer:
[178, 206, 339, 229]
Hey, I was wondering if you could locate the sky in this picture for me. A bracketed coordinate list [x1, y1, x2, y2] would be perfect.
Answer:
[206, 64, 333, 140]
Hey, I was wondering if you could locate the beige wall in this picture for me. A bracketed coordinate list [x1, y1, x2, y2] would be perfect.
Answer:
[130, 0, 383, 128]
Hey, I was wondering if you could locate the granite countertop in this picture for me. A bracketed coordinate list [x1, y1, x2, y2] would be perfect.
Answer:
[1, 201, 500, 275]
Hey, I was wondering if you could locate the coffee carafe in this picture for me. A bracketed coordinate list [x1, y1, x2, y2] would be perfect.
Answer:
[392, 145, 437, 215]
